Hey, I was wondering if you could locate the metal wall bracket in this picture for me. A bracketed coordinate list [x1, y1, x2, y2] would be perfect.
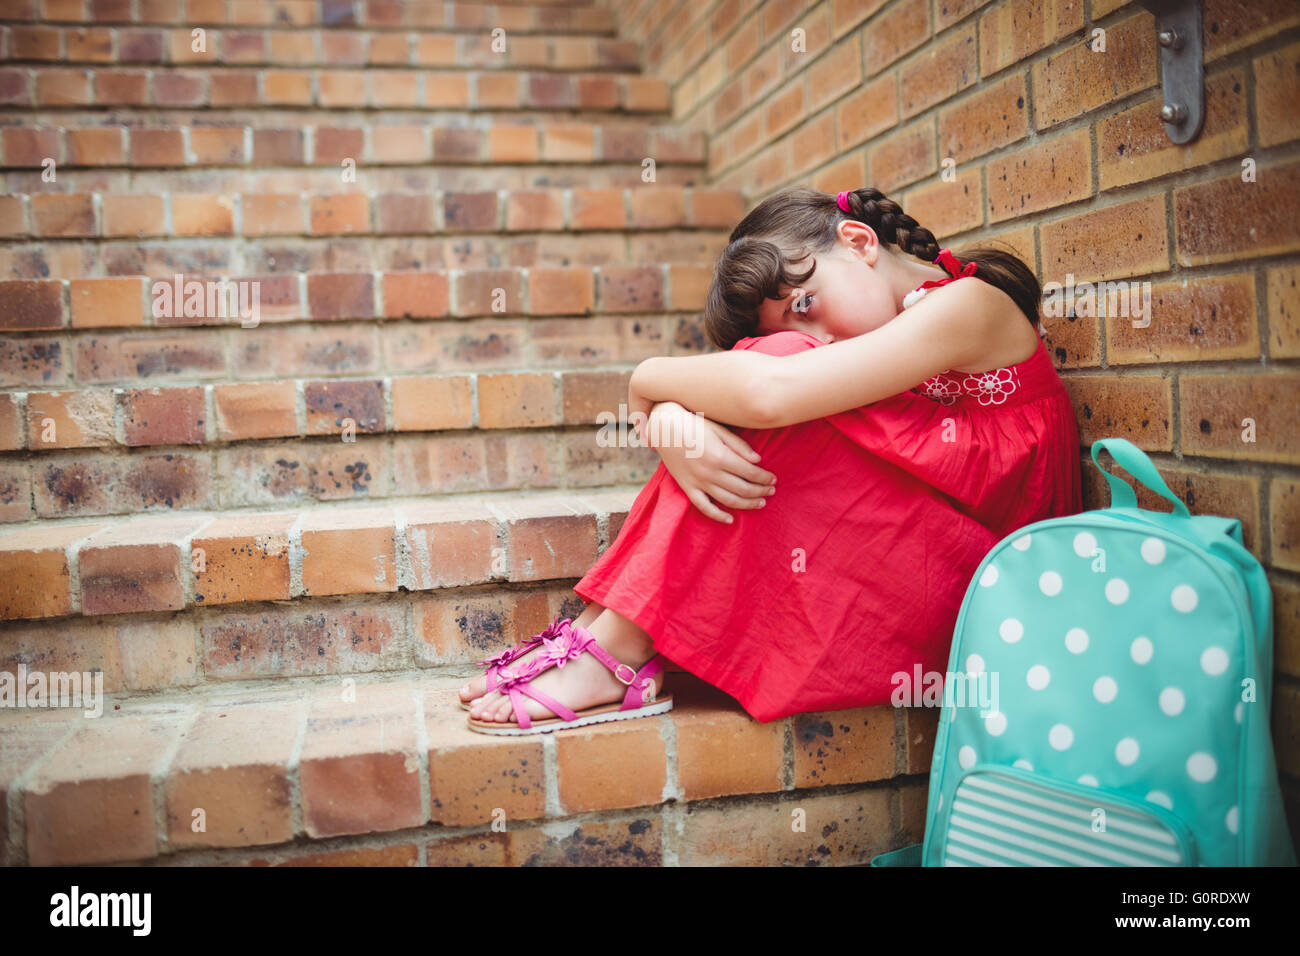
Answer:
[1134, 0, 1205, 144]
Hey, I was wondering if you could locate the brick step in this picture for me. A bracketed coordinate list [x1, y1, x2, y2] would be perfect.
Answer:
[0, 0, 613, 31]
[2, 23, 639, 68]
[0, 484, 646, 621]
[0, 66, 670, 111]
[0, 667, 934, 866]
[2, 239, 726, 287]
[0, 300, 704, 385]
[3, 160, 707, 201]
[0, 186, 737, 242]
[2, 231, 723, 279]
[1, 563, 607, 689]
[0, 263, 714, 327]
[1, 362, 651, 452]
[1, 377, 666, 518]
[1, 105, 677, 127]
[0, 121, 706, 170]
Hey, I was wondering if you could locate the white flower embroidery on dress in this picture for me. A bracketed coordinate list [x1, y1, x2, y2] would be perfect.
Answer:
[904, 281, 1023, 406]
[913, 366, 1021, 406]
[962, 365, 1021, 406]
[916, 373, 963, 405]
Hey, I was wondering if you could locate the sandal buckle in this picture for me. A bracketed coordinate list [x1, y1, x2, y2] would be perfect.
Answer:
[613, 663, 636, 685]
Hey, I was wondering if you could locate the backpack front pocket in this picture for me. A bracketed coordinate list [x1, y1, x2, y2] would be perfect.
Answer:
[934, 764, 1197, 866]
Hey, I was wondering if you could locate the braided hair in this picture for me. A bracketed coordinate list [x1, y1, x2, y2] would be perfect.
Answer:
[703, 185, 1042, 351]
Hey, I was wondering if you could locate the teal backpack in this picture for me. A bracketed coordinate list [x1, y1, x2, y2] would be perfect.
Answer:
[872, 438, 1296, 867]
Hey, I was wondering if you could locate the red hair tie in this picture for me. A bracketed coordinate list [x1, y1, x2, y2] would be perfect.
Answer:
[934, 247, 977, 278]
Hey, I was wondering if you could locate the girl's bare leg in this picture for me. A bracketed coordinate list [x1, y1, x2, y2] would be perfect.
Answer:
[457, 599, 606, 704]
[465, 606, 661, 724]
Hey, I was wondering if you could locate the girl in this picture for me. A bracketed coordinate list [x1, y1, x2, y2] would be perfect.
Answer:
[462, 185, 1083, 733]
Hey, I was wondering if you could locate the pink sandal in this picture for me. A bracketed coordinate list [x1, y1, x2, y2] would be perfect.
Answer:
[466, 619, 673, 735]
[458, 613, 570, 711]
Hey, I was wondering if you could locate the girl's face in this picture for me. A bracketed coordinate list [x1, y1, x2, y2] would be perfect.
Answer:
[755, 220, 934, 344]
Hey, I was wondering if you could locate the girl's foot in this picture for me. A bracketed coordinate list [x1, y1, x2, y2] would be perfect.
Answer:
[468, 624, 661, 725]
[457, 608, 603, 707]
[457, 638, 544, 706]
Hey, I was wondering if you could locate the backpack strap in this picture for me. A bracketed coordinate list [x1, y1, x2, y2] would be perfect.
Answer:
[1090, 437, 1191, 518]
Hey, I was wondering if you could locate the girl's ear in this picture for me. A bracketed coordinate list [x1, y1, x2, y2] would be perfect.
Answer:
[838, 219, 881, 264]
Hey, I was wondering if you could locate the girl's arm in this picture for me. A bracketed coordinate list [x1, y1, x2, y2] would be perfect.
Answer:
[629, 277, 1009, 429]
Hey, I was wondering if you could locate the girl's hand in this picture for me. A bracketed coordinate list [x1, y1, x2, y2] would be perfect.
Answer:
[646, 401, 777, 524]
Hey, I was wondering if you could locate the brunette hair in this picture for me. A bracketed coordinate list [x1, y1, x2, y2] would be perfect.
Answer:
[703, 185, 1042, 351]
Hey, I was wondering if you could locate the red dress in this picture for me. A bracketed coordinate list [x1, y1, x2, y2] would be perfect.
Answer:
[572, 276, 1083, 722]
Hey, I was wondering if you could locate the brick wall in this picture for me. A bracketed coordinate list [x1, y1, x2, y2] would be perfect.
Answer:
[1, 0, 940, 868]
[598, 0, 1300, 853]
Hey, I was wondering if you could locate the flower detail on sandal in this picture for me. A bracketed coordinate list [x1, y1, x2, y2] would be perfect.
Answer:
[533, 625, 588, 673]
[481, 645, 526, 670]
[494, 622, 587, 690]
[461, 613, 575, 710]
